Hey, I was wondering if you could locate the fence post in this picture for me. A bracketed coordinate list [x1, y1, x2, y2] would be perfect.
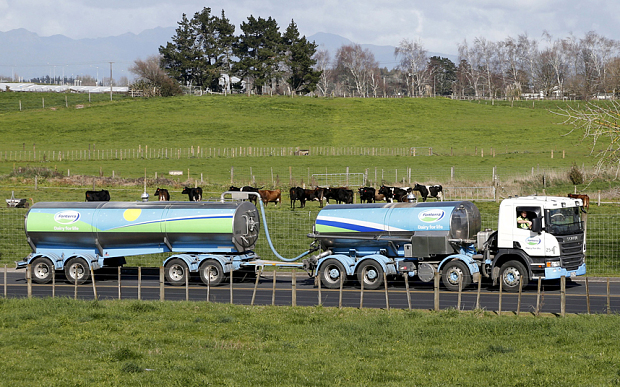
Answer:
[317, 274, 322, 306]
[560, 275, 566, 317]
[185, 267, 189, 301]
[498, 278, 503, 316]
[536, 278, 542, 316]
[383, 272, 389, 311]
[91, 266, 98, 301]
[359, 267, 366, 309]
[4, 264, 7, 298]
[272, 270, 277, 306]
[118, 266, 122, 300]
[404, 274, 411, 310]
[74, 266, 78, 300]
[291, 269, 297, 307]
[137, 266, 142, 301]
[52, 266, 56, 298]
[160, 266, 164, 302]
[206, 266, 211, 303]
[251, 267, 262, 306]
[229, 266, 234, 304]
[607, 278, 611, 315]
[517, 276, 522, 316]
[338, 271, 343, 309]
[27, 264, 32, 299]
[476, 276, 482, 309]
[433, 270, 440, 311]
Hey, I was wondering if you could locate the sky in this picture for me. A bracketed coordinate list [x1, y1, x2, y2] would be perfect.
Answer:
[1, 0, 620, 55]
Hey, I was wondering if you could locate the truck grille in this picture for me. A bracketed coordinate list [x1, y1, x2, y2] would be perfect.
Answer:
[558, 234, 584, 271]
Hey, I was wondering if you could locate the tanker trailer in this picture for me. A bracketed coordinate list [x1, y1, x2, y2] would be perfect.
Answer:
[303, 201, 482, 290]
[17, 200, 260, 285]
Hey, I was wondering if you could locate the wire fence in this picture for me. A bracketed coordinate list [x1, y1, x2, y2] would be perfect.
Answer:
[1, 207, 619, 276]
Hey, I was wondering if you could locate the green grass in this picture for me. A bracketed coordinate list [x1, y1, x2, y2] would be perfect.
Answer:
[0, 298, 619, 386]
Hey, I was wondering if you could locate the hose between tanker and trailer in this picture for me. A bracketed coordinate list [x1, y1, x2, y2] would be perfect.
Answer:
[222, 191, 318, 263]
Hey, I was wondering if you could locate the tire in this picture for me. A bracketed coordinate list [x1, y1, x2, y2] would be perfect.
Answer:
[64, 257, 90, 285]
[356, 260, 384, 290]
[165, 258, 189, 286]
[199, 260, 225, 286]
[441, 260, 472, 291]
[30, 257, 54, 284]
[499, 260, 529, 293]
[319, 259, 347, 289]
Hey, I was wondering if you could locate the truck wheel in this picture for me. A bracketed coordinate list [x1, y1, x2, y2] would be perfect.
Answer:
[499, 260, 529, 292]
[319, 259, 347, 289]
[357, 260, 384, 290]
[30, 257, 54, 284]
[441, 260, 472, 291]
[199, 260, 224, 286]
[64, 257, 90, 285]
[165, 259, 188, 286]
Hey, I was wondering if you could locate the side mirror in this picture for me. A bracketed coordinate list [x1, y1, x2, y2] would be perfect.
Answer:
[532, 217, 543, 234]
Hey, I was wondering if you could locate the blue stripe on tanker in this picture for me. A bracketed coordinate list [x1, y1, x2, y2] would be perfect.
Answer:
[316, 219, 386, 232]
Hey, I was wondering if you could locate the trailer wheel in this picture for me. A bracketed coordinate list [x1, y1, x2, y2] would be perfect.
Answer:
[357, 260, 384, 290]
[64, 257, 90, 285]
[320, 259, 347, 289]
[199, 260, 224, 286]
[30, 257, 54, 284]
[500, 260, 529, 292]
[165, 259, 188, 286]
[441, 260, 471, 291]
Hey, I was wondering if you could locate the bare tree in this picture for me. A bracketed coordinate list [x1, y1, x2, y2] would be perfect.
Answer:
[334, 44, 377, 97]
[313, 49, 332, 96]
[458, 39, 484, 98]
[130, 55, 182, 96]
[395, 39, 429, 96]
[553, 101, 620, 171]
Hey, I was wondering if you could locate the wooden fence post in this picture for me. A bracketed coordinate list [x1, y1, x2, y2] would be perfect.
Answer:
[229, 267, 234, 304]
[404, 275, 411, 310]
[118, 266, 122, 300]
[498, 278, 503, 316]
[91, 266, 98, 301]
[383, 272, 389, 311]
[585, 277, 590, 315]
[291, 269, 297, 307]
[476, 276, 482, 310]
[433, 270, 440, 311]
[536, 278, 542, 316]
[160, 266, 164, 302]
[359, 267, 366, 309]
[251, 267, 262, 306]
[26, 264, 32, 299]
[272, 270, 277, 306]
[560, 276, 566, 317]
[137, 266, 142, 301]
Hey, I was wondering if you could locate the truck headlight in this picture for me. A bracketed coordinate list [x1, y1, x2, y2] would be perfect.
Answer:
[546, 261, 561, 268]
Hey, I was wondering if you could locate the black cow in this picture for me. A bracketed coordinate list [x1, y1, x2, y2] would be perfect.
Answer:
[182, 187, 202, 201]
[413, 184, 443, 202]
[378, 185, 410, 203]
[358, 187, 376, 203]
[154, 188, 170, 201]
[330, 187, 353, 204]
[85, 190, 110, 202]
[304, 188, 326, 207]
[289, 187, 306, 209]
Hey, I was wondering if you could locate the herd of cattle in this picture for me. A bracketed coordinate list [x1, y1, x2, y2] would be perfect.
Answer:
[83, 184, 444, 207]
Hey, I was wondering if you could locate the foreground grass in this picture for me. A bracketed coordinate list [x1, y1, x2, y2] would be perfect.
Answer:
[0, 298, 619, 386]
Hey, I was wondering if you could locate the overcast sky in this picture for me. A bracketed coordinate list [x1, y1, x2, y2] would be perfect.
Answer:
[1, 0, 619, 54]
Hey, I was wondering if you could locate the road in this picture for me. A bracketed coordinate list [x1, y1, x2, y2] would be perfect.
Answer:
[2, 267, 619, 314]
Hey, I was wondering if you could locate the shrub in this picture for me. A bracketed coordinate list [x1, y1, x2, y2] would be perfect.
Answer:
[568, 163, 584, 185]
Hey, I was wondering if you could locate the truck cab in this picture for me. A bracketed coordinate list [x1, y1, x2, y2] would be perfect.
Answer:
[483, 196, 586, 291]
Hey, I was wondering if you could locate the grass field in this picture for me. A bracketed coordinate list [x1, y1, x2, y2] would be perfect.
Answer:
[0, 298, 619, 387]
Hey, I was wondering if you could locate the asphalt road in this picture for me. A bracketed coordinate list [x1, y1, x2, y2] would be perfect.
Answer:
[2, 267, 619, 314]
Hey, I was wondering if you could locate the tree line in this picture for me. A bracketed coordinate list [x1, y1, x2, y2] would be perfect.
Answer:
[131, 7, 320, 96]
[130, 7, 620, 100]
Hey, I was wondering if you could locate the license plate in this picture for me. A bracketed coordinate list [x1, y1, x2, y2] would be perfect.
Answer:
[570, 272, 576, 278]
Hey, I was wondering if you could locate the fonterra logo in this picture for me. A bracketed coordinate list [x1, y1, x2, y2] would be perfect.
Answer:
[418, 209, 445, 223]
[54, 210, 80, 225]
[526, 237, 542, 246]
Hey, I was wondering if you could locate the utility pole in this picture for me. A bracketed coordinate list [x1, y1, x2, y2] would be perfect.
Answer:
[109, 62, 114, 101]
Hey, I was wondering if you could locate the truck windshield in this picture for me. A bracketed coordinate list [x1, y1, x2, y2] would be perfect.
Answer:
[545, 207, 583, 235]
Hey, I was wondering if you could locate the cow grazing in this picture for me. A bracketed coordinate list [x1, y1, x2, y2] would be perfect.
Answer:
[329, 187, 353, 204]
[182, 187, 203, 201]
[258, 189, 282, 206]
[154, 188, 170, 201]
[413, 184, 442, 202]
[378, 185, 410, 203]
[289, 187, 306, 209]
[85, 190, 110, 202]
[358, 187, 376, 203]
[304, 187, 326, 207]
[568, 193, 590, 211]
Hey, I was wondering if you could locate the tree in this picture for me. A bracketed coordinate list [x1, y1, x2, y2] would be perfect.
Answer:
[395, 39, 429, 96]
[281, 20, 321, 95]
[159, 13, 203, 88]
[129, 55, 182, 97]
[552, 101, 620, 171]
[334, 44, 378, 97]
[427, 56, 457, 96]
[313, 49, 332, 96]
[234, 16, 282, 94]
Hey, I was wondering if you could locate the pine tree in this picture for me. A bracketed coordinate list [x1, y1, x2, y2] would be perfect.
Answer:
[282, 20, 321, 95]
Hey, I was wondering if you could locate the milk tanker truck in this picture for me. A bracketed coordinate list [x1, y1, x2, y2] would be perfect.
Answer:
[17, 193, 585, 291]
[303, 195, 586, 291]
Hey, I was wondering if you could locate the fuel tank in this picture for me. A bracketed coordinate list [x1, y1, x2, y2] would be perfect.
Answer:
[312, 201, 481, 257]
[25, 201, 260, 257]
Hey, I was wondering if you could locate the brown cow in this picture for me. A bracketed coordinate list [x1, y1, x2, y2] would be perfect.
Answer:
[258, 189, 282, 206]
[568, 193, 589, 211]
[154, 188, 170, 201]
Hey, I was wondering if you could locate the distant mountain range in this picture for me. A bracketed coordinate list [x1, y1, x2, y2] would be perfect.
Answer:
[0, 28, 457, 82]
